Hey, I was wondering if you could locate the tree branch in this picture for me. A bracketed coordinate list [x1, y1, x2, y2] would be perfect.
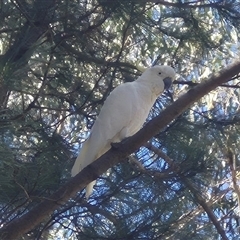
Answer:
[174, 79, 240, 88]
[182, 178, 228, 240]
[227, 149, 240, 216]
[144, 143, 228, 240]
[1, 61, 240, 239]
[58, 39, 138, 70]
[146, 0, 227, 9]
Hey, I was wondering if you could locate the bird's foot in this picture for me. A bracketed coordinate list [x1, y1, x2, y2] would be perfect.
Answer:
[111, 142, 121, 149]
[111, 137, 131, 149]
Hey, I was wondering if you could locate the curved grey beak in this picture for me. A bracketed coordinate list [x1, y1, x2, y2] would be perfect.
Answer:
[163, 77, 172, 90]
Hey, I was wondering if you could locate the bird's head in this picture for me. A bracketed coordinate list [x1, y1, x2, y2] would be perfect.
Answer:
[138, 65, 176, 95]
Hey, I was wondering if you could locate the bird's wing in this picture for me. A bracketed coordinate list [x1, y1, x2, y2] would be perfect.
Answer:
[71, 81, 154, 176]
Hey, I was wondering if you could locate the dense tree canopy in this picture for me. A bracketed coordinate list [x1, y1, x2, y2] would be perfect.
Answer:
[0, 0, 240, 239]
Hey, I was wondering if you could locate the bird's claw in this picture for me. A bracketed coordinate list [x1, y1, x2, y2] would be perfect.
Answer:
[111, 137, 131, 149]
[111, 142, 121, 149]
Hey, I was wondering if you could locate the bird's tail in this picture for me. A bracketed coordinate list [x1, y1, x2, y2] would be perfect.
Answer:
[71, 138, 99, 199]
[71, 138, 91, 176]
[85, 180, 96, 199]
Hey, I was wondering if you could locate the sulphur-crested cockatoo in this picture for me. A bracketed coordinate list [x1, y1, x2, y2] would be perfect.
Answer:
[72, 65, 176, 198]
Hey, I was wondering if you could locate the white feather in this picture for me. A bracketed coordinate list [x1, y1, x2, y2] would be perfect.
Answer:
[71, 65, 176, 198]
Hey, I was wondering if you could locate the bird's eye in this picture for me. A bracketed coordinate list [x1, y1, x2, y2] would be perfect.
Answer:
[158, 72, 162, 75]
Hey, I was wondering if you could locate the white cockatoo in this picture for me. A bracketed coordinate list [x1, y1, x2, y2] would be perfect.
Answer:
[71, 65, 176, 198]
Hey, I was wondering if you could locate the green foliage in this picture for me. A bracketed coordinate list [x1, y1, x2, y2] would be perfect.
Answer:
[0, 0, 240, 239]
